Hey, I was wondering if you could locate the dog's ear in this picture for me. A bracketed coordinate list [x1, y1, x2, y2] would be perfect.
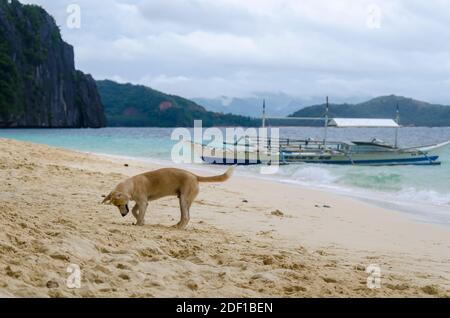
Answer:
[101, 192, 113, 205]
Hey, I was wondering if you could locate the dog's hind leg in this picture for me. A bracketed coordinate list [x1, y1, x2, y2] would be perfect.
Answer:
[175, 185, 199, 229]
[136, 201, 148, 226]
[175, 195, 190, 229]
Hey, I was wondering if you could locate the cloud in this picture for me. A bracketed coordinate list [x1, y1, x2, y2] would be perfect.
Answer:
[20, 0, 450, 103]
[137, 0, 255, 35]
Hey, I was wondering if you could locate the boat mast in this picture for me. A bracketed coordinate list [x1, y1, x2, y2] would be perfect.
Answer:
[323, 96, 329, 148]
[262, 99, 266, 128]
[394, 103, 400, 148]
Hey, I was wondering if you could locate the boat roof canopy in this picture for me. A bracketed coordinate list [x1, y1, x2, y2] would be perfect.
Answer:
[328, 118, 400, 128]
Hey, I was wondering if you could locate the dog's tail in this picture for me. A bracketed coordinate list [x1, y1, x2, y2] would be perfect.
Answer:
[196, 166, 236, 183]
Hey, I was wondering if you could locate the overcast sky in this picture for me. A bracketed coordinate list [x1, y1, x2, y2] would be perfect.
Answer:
[22, 0, 450, 103]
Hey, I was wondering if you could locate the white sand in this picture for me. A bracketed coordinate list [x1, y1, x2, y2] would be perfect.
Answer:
[0, 138, 449, 297]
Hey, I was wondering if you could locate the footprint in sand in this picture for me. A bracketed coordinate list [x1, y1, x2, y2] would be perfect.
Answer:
[284, 286, 307, 294]
[186, 280, 199, 291]
[5, 266, 22, 279]
[116, 263, 131, 270]
[270, 210, 284, 217]
[322, 277, 338, 284]
[421, 285, 440, 295]
[50, 253, 70, 262]
[119, 273, 131, 281]
[386, 283, 409, 291]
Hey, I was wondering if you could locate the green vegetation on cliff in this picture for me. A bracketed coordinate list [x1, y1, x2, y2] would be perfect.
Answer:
[0, 20, 23, 121]
[0, 0, 105, 127]
[97, 80, 259, 127]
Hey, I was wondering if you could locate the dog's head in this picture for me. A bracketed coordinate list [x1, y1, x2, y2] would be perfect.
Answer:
[102, 191, 130, 217]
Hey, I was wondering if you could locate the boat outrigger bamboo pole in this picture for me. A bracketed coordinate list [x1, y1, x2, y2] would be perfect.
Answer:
[394, 103, 400, 148]
[262, 99, 266, 129]
[324, 96, 329, 148]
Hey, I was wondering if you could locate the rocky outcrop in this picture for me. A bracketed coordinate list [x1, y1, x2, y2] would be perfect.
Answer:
[0, 0, 106, 128]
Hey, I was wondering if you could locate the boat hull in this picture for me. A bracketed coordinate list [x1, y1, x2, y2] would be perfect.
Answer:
[201, 155, 441, 166]
[295, 156, 440, 166]
[189, 140, 449, 166]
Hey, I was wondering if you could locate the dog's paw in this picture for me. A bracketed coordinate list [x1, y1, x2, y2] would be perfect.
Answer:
[173, 223, 187, 230]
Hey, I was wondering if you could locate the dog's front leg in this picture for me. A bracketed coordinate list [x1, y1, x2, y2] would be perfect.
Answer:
[132, 204, 140, 225]
[136, 201, 148, 226]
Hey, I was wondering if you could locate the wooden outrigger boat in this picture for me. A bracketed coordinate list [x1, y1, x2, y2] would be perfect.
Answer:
[189, 99, 450, 166]
[191, 137, 450, 166]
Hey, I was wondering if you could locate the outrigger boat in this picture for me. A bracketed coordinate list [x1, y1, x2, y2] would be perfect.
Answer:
[191, 136, 450, 166]
[189, 99, 450, 166]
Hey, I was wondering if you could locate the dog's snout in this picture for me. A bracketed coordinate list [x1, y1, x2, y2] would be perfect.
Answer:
[120, 204, 130, 217]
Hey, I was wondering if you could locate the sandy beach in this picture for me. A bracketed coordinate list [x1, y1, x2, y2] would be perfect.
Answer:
[0, 137, 449, 298]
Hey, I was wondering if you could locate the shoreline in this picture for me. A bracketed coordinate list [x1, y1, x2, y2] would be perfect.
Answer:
[5, 135, 448, 228]
[0, 128, 449, 228]
[1, 132, 448, 226]
[0, 137, 449, 297]
[86, 151, 450, 228]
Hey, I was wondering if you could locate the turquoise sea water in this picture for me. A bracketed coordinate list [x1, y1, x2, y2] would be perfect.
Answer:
[1, 127, 449, 225]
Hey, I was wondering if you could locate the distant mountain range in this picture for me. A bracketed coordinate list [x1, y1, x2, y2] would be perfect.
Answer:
[97, 80, 258, 127]
[290, 95, 450, 127]
[195, 94, 450, 127]
[193, 94, 367, 117]
[193, 94, 309, 117]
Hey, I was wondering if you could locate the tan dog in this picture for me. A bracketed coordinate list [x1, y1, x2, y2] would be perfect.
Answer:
[102, 166, 235, 229]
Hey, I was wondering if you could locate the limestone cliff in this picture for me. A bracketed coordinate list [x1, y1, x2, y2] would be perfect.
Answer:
[0, 0, 105, 128]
